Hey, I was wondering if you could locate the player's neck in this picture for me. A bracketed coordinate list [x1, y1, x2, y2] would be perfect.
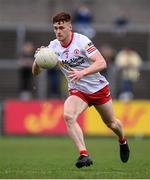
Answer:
[60, 32, 74, 48]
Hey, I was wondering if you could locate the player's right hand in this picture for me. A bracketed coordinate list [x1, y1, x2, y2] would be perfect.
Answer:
[34, 46, 45, 57]
[32, 60, 42, 75]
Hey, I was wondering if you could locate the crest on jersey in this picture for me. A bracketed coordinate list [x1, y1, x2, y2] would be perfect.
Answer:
[74, 49, 80, 56]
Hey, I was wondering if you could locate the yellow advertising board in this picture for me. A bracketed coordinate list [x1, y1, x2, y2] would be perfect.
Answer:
[84, 101, 150, 136]
[4, 100, 150, 136]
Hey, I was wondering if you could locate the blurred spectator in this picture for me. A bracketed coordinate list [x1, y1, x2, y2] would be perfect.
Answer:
[47, 67, 62, 98]
[18, 42, 35, 100]
[114, 12, 129, 27]
[113, 11, 130, 34]
[115, 47, 142, 101]
[99, 44, 115, 79]
[73, 4, 96, 39]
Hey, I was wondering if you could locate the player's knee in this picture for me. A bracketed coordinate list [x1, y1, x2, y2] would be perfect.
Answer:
[64, 112, 76, 127]
[106, 120, 116, 130]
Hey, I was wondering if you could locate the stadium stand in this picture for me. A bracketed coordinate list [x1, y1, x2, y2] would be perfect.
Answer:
[0, 0, 150, 100]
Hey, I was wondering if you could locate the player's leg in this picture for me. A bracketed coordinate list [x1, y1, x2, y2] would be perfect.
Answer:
[64, 95, 93, 168]
[64, 95, 88, 151]
[95, 100, 124, 138]
[94, 100, 130, 162]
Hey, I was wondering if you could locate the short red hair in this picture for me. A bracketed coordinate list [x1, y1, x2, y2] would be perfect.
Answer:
[52, 12, 71, 24]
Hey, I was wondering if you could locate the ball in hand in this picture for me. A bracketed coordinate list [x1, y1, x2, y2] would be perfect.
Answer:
[35, 47, 58, 69]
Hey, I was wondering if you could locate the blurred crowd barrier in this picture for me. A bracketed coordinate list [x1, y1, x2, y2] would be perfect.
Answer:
[0, 25, 150, 100]
[1, 99, 150, 137]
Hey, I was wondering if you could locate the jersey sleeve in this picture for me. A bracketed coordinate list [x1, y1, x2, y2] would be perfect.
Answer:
[80, 35, 98, 58]
[48, 40, 61, 60]
[48, 41, 54, 49]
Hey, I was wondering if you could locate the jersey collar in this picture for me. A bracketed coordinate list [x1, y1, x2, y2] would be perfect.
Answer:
[61, 32, 74, 48]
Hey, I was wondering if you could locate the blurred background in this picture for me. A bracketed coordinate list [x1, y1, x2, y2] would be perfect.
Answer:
[0, 0, 150, 137]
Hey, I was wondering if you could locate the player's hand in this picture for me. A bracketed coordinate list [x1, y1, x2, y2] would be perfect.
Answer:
[68, 68, 85, 83]
[34, 46, 45, 58]
[32, 61, 42, 75]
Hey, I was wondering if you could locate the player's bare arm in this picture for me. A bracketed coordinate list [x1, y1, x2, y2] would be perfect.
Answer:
[68, 51, 107, 83]
[32, 46, 46, 76]
[32, 60, 41, 75]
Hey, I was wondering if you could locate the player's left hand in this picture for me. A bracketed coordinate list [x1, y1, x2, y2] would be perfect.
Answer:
[68, 68, 85, 83]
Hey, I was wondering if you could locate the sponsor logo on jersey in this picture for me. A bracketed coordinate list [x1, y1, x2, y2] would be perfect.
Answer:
[61, 56, 85, 69]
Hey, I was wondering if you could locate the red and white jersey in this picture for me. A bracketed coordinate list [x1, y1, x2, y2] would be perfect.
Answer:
[48, 32, 108, 94]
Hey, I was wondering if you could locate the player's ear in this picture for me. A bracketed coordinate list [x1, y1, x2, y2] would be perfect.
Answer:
[69, 23, 72, 31]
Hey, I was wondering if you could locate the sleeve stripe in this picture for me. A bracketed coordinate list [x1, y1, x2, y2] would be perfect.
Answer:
[87, 45, 95, 51]
[87, 46, 97, 54]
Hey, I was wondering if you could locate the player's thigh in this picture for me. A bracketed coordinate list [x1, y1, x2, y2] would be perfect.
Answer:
[94, 100, 115, 124]
[64, 95, 88, 118]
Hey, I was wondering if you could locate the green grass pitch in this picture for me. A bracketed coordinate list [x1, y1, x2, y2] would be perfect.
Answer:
[0, 137, 150, 179]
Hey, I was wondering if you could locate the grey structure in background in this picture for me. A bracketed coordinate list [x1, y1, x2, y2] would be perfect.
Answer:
[0, 0, 150, 100]
[0, 0, 150, 26]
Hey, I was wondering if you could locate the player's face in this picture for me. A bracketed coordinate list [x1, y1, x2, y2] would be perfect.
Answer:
[53, 21, 72, 43]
